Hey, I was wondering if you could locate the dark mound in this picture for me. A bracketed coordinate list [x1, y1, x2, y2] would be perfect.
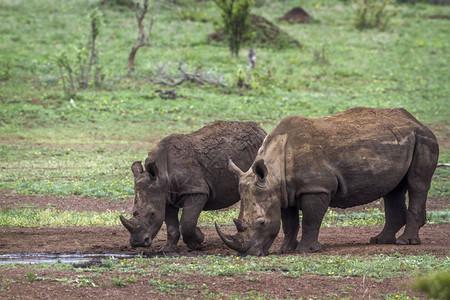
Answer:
[279, 7, 312, 24]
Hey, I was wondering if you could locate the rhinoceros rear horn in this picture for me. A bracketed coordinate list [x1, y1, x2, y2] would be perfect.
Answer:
[131, 161, 144, 179]
[228, 158, 244, 178]
[215, 222, 248, 253]
[233, 218, 247, 232]
[119, 215, 135, 232]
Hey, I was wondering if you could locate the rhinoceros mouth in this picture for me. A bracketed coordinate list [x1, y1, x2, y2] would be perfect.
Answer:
[130, 236, 151, 248]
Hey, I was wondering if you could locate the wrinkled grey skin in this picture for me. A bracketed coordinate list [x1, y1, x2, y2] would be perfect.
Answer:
[216, 107, 439, 256]
[120, 121, 266, 251]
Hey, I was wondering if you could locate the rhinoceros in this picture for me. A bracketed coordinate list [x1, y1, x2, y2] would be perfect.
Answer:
[216, 107, 439, 255]
[120, 121, 266, 251]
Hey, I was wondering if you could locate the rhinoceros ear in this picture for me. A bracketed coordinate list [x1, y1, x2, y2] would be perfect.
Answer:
[131, 161, 144, 179]
[252, 159, 267, 183]
[145, 161, 158, 180]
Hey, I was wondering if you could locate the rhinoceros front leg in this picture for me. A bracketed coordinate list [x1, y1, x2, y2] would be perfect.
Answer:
[297, 193, 330, 254]
[180, 194, 207, 250]
[160, 205, 180, 253]
[278, 207, 299, 254]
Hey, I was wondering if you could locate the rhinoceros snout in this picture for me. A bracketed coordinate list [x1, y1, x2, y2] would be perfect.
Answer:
[130, 235, 151, 248]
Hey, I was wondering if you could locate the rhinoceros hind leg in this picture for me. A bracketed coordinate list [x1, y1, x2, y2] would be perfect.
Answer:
[395, 190, 425, 245]
[396, 133, 438, 246]
[370, 180, 407, 244]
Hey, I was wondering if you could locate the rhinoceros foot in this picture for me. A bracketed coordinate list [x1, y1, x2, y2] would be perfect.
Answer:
[396, 235, 421, 245]
[186, 242, 205, 251]
[277, 240, 299, 254]
[369, 234, 396, 244]
[159, 243, 179, 253]
[297, 241, 322, 254]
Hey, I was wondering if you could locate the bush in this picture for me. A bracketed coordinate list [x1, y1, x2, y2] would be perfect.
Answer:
[412, 271, 450, 300]
[213, 0, 254, 57]
[353, 0, 396, 30]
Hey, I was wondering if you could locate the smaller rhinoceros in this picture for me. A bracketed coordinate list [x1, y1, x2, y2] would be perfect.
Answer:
[120, 121, 266, 251]
[216, 107, 439, 255]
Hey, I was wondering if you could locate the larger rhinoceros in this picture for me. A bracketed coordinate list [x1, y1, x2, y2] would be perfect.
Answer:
[120, 121, 266, 251]
[216, 107, 439, 255]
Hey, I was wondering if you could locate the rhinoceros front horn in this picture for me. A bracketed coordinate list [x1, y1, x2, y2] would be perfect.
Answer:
[119, 215, 135, 232]
[228, 158, 244, 178]
[215, 222, 248, 253]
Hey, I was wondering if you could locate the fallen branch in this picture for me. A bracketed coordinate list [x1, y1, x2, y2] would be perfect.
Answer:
[151, 62, 227, 87]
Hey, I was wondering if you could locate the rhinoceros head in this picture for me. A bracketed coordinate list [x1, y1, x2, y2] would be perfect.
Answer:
[216, 135, 288, 256]
[120, 161, 167, 248]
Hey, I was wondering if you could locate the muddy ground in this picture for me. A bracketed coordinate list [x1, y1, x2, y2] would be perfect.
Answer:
[0, 192, 449, 299]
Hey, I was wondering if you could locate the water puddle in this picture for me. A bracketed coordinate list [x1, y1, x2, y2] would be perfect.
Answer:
[0, 253, 140, 264]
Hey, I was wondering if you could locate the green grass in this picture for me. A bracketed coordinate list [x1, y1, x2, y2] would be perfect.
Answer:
[1, 253, 447, 298]
[0, 208, 124, 227]
[4, 254, 448, 280]
[1, 207, 448, 227]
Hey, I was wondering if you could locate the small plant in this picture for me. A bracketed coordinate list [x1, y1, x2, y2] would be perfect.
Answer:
[313, 43, 329, 64]
[26, 272, 38, 281]
[111, 276, 125, 287]
[55, 51, 76, 99]
[54, 9, 104, 98]
[100, 258, 115, 268]
[75, 275, 99, 288]
[79, 9, 103, 88]
[353, 0, 395, 30]
[0, 60, 12, 81]
[213, 0, 254, 57]
[125, 275, 138, 283]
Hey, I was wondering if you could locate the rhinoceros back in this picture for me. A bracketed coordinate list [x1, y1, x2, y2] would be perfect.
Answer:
[157, 121, 266, 210]
[271, 107, 439, 209]
[191, 121, 266, 210]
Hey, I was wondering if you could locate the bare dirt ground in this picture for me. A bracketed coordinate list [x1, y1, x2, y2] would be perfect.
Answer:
[0, 192, 449, 299]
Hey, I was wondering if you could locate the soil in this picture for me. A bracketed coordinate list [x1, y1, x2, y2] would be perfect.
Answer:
[0, 192, 448, 299]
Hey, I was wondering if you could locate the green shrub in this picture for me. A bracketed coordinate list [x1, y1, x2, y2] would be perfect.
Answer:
[100, 0, 131, 6]
[213, 0, 254, 57]
[353, 0, 396, 30]
[412, 271, 450, 300]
